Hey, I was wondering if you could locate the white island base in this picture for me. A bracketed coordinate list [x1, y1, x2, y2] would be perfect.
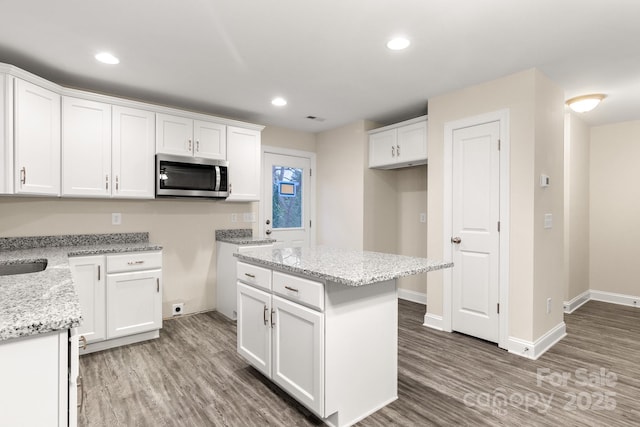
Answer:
[237, 261, 398, 427]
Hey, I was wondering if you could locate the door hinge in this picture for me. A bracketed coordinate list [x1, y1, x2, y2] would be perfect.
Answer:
[498, 139, 501, 151]
[497, 303, 500, 314]
[310, 168, 312, 177]
[497, 221, 501, 232]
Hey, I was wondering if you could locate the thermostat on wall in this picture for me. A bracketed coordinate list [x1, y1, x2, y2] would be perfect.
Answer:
[540, 174, 550, 188]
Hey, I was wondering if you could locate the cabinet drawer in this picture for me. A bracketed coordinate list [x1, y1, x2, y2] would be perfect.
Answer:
[107, 251, 162, 273]
[273, 272, 324, 311]
[237, 262, 271, 291]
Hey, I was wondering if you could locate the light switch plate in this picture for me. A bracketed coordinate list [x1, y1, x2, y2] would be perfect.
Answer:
[419, 213, 427, 223]
[544, 213, 552, 229]
[112, 213, 122, 225]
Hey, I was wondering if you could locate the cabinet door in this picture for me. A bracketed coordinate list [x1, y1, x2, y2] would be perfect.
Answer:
[14, 79, 61, 195]
[226, 126, 261, 201]
[112, 106, 155, 199]
[194, 119, 226, 160]
[368, 129, 397, 168]
[156, 113, 193, 156]
[0, 73, 13, 194]
[237, 282, 271, 377]
[106, 269, 162, 339]
[272, 295, 324, 417]
[68, 256, 106, 343]
[62, 97, 112, 197]
[396, 120, 427, 163]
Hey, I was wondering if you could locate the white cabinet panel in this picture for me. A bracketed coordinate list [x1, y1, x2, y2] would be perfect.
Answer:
[194, 119, 226, 160]
[68, 256, 106, 343]
[226, 126, 261, 201]
[237, 282, 272, 377]
[14, 78, 60, 195]
[0, 73, 13, 194]
[156, 113, 193, 156]
[396, 121, 427, 162]
[62, 97, 111, 197]
[112, 106, 155, 199]
[369, 129, 396, 168]
[107, 269, 162, 339]
[272, 295, 324, 416]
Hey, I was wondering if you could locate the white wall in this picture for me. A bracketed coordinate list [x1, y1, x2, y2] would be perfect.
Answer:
[590, 120, 640, 297]
[564, 112, 590, 303]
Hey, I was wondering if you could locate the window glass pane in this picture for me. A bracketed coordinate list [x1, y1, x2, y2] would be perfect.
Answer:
[272, 165, 303, 228]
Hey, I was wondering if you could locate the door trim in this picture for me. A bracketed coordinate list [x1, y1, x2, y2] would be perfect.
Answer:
[442, 109, 510, 349]
[261, 145, 316, 246]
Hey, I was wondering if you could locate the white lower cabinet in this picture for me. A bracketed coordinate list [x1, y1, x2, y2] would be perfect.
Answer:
[237, 269, 325, 417]
[69, 251, 162, 353]
[0, 329, 78, 427]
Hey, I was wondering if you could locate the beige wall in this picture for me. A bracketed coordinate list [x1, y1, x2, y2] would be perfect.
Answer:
[590, 120, 640, 297]
[0, 124, 316, 318]
[427, 69, 565, 342]
[564, 113, 590, 302]
[395, 166, 428, 293]
[316, 121, 368, 250]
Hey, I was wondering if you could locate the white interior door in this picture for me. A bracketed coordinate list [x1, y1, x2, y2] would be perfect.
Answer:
[451, 121, 500, 343]
[263, 153, 311, 247]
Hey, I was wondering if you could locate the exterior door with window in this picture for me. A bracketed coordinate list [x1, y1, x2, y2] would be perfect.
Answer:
[263, 153, 311, 247]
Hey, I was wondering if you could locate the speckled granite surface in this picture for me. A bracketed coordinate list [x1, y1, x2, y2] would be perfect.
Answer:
[216, 229, 276, 245]
[234, 246, 453, 287]
[0, 232, 150, 251]
[0, 233, 162, 342]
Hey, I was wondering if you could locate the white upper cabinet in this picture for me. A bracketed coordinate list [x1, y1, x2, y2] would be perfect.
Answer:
[156, 113, 226, 160]
[14, 78, 61, 195]
[62, 97, 112, 197]
[112, 106, 155, 199]
[0, 73, 13, 194]
[369, 116, 427, 169]
[226, 125, 261, 201]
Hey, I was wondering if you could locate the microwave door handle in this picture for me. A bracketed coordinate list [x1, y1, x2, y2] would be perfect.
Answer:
[215, 165, 221, 191]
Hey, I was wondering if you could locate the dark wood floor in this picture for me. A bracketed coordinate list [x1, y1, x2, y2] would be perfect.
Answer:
[79, 300, 640, 426]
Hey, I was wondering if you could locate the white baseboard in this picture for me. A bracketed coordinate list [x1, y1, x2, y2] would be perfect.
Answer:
[398, 288, 427, 305]
[423, 313, 444, 331]
[507, 322, 566, 360]
[590, 290, 640, 307]
[563, 290, 590, 314]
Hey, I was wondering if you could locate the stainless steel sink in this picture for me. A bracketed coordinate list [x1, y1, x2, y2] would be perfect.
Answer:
[0, 260, 48, 276]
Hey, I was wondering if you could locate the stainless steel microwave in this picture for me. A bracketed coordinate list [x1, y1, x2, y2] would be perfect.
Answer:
[155, 154, 229, 199]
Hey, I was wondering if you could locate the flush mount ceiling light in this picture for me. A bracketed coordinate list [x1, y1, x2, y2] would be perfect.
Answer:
[95, 52, 120, 65]
[387, 37, 410, 50]
[271, 97, 287, 107]
[566, 94, 606, 113]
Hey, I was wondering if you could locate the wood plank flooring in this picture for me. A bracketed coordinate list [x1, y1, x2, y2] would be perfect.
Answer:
[79, 300, 640, 426]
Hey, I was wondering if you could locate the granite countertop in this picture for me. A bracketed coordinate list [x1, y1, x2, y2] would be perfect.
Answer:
[234, 246, 453, 287]
[215, 228, 275, 245]
[0, 233, 162, 342]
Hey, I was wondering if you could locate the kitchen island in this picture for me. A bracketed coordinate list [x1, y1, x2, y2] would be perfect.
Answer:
[234, 246, 452, 427]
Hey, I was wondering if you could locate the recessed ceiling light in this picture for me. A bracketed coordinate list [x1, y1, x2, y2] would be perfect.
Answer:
[271, 97, 287, 107]
[387, 37, 410, 50]
[95, 52, 120, 65]
[566, 94, 606, 113]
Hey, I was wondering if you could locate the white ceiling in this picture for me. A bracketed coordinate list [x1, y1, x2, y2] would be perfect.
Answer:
[1, 0, 639, 133]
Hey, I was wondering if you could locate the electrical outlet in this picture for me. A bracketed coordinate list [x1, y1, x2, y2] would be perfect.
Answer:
[172, 303, 184, 316]
[231, 213, 237, 223]
[243, 212, 256, 222]
[546, 298, 552, 314]
[112, 213, 122, 225]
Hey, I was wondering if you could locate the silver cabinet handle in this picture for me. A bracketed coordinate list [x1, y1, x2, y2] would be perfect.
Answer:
[263, 305, 268, 325]
[157, 278, 160, 293]
[97, 265, 100, 281]
[270, 308, 275, 327]
[115, 175, 119, 191]
[284, 286, 299, 293]
[127, 260, 145, 265]
[196, 140, 200, 152]
[391, 146, 395, 157]
[229, 183, 232, 195]
[397, 144, 400, 156]
[244, 272, 256, 278]
[79, 335, 87, 350]
[188, 139, 192, 151]
[451, 237, 462, 244]
[77, 373, 84, 411]
[20, 167, 26, 184]
[105, 174, 109, 190]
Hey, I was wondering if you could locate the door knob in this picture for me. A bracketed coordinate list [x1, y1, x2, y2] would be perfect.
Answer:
[266, 229, 272, 235]
[451, 237, 462, 244]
